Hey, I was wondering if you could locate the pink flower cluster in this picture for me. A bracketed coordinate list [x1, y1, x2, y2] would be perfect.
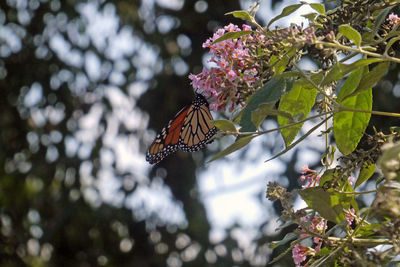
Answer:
[345, 208, 356, 227]
[303, 216, 327, 244]
[300, 165, 320, 188]
[389, 13, 400, 24]
[293, 209, 357, 266]
[189, 23, 259, 111]
[293, 216, 326, 266]
[292, 244, 313, 267]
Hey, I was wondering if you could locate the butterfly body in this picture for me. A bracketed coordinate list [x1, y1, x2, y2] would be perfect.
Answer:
[146, 93, 217, 164]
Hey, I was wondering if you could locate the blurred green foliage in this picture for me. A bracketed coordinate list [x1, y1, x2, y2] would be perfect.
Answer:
[0, 0, 285, 266]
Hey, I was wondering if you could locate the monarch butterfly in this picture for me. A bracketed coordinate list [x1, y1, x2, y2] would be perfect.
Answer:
[146, 93, 217, 164]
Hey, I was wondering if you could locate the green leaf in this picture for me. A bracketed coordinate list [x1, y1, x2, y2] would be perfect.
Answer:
[214, 119, 237, 132]
[355, 163, 375, 188]
[337, 67, 364, 103]
[321, 58, 382, 86]
[318, 170, 358, 213]
[276, 71, 302, 78]
[278, 79, 318, 146]
[239, 77, 294, 133]
[339, 24, 362, 46]
[269, 233, 297, 248]
[212, 31, 254, 45]
[250, 103, 275, 128]
[311, 247, 337, 266]
[233, 109, 244, 124]
[267, 4, 303, 28]
[344, 61, 390, 100]
[354, 223, 381, 237]
[315, 247, 333, 256]
[225, 10, 252, 21]
[385, 36, 400, 54]
[390, 126, 400, 134]
[208, 136, 255, 162]
[319, 169, 340, 187]
[302, 12, 318, 22]
[309, 3, 325, 14]
[270, 47, 298, 75]
[266, 116, 328, 163]
[333, 67, 372, 155]
[298, 187, 352, 223]
[251, 104, 294, 129]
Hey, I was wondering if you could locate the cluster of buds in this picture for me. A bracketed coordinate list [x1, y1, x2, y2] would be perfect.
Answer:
[292, 216, 326, 266]
[293, 209, 357, 266]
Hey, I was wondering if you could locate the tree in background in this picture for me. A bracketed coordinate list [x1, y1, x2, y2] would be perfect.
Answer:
[0, 0, 283, 266]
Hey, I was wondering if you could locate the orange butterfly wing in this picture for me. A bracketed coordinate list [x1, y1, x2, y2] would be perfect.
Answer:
[179, 94, 216, 151]
[146, 94, 216, 164]
[146, 105, 190, 164]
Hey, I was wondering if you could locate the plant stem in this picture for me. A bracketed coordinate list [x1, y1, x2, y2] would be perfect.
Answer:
[218, 106, 400, 139]
[338, 106, 400, 117]
[268, 236, 309, 265]
[316, 40, 400, 64]
[291, 61, 339, 106]
[220, 110, 333, 136]
[328, 236, 393, 246]
[333, 189, 378, 195]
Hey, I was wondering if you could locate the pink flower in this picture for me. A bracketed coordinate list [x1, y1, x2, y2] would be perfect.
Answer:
[304, 26, 316, 43]
[348, 176, 355, 185]
[299, 165, 320, 188]
[242, 24, 252, 31]
[301, 165, 312, 174]
[190, 23, 261, 111]
[226, 69, 237, 81]
[224, 23, 240, 32]
[345, 208, 356, 227]
[309, 217, 326, 244]
[218, 58, 229, 69]
[189, 73, 201, 89]
[325, 30, 335, 40]
[299, 216, 327, 245]
[389, 13, 400, 24]
[310, 217, 326, 233]
[232, 49, 244, 59]
[292, 244, 313, 266]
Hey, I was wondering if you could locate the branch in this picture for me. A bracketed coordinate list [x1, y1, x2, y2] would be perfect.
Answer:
[220, 111, 333, 136]
[338, 106, 400, 118]
[316, 40, 400, 64]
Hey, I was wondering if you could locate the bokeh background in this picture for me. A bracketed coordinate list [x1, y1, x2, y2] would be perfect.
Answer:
[1, 0, 399, 266]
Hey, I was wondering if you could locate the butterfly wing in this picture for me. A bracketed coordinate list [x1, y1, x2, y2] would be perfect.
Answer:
[179, 94, 217, 152]
[146, 105, 190, 164]
[146, 93, 217, 164]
